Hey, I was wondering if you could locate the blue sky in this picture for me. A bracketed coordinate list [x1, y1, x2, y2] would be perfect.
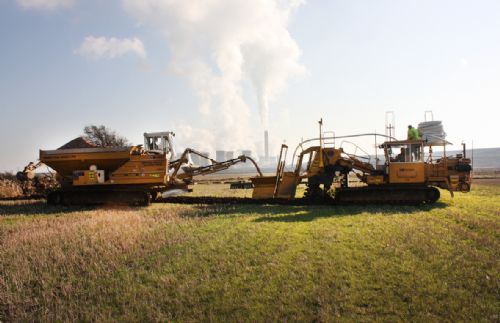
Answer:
[1, 0, 499, 171]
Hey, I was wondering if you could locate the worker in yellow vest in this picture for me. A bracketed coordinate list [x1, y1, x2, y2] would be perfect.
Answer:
[407, 125, 422, 161]
[407, 125, 421, 140]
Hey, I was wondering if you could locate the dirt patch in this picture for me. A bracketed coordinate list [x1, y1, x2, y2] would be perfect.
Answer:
[0, 172, 58, 200]
[58, 136, 97, 149]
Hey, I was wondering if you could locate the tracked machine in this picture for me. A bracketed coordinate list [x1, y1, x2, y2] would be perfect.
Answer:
[332, 139, 472, 204]
[251, 120, 472, 204]
[29, 131, 261, 205]
[21, 117, 472, 206]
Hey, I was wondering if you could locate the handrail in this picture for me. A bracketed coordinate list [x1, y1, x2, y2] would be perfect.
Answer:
[339, 140, 371, 162]
[291, 133, 397, 168]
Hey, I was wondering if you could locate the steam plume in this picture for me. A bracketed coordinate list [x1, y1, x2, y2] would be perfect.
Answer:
[123, 0, 305, 148]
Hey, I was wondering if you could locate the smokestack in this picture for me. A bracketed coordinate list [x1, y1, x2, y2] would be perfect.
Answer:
[264, 130, 269, 160]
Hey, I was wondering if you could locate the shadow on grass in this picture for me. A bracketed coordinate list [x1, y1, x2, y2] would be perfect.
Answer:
[0, 200, 97, 216]
[182, 202, 448, 222]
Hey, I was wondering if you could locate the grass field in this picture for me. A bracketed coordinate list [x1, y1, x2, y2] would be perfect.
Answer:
[1, 184, 499, 321]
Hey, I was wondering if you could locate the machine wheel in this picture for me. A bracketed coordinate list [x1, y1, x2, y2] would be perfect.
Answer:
[425, 187, 440, 204]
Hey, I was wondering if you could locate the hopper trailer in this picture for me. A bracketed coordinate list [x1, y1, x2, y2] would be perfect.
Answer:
[37, 131, 261, 205]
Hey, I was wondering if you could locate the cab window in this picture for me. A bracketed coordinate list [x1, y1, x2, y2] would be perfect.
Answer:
[388, 144, 423, 163]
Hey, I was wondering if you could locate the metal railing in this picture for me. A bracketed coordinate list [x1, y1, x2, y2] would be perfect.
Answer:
[291, 133, 396, 169]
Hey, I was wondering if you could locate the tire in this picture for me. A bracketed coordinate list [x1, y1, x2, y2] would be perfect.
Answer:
[426, 187, 440, 203]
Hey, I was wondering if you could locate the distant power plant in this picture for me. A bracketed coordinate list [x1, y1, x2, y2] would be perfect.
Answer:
[213, 131, 276, 166]
[259, 130, 276, 165]
[190, 151, 210, 166]
[215, 150, 226, 162]
[215, 150, 236, 162]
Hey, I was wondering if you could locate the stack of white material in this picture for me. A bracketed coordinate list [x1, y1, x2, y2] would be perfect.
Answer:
[418, 121, 446, 144]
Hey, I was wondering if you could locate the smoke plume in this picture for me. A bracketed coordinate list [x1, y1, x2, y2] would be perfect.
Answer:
[123, 0, 305, 150]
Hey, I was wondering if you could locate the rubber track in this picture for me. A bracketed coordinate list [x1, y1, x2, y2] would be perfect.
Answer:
[335, 186, 440, 205]
[48, 189, 151, 206]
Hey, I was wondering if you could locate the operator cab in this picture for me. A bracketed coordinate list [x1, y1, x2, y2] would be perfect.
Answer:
[380, 140, 426, 184]
[382, 140, 425, 164]
[144, 131, 175, 158]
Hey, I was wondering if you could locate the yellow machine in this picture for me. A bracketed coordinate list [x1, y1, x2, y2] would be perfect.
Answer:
[25, 120, 471, 205]
[251, 144, 354, 199]
[252, 122, 472, 204]
[380, 140, 472, 191]
[38, 131, 261, 205]
[41, 145, 167, 187]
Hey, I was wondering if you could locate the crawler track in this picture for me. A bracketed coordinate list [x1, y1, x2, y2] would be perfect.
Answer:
[47, 189, 152, 206]
[335, 185, 440, 205]
[32, 185, 440, 206]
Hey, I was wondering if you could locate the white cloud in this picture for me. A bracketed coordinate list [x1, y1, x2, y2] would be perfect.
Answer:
[122, 0, 305, 151]
[74, 36, 147, 60]
[16, 0, 75, 10]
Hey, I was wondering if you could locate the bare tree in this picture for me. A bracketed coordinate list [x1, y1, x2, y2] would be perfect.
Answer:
[83, 125, 129, 147]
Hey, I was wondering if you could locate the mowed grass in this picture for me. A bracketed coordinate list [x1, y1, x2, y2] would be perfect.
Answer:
[0, 184, 499, 321]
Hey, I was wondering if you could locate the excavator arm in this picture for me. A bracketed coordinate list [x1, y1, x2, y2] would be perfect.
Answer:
[16, 161, 43, 181]
[170, 148, 262, 185]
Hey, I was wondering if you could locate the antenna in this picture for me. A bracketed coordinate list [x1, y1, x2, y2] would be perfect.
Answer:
[385, 111, 395, 140]
[424, 110, 434, 121]
[318, 118, 323, 148]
